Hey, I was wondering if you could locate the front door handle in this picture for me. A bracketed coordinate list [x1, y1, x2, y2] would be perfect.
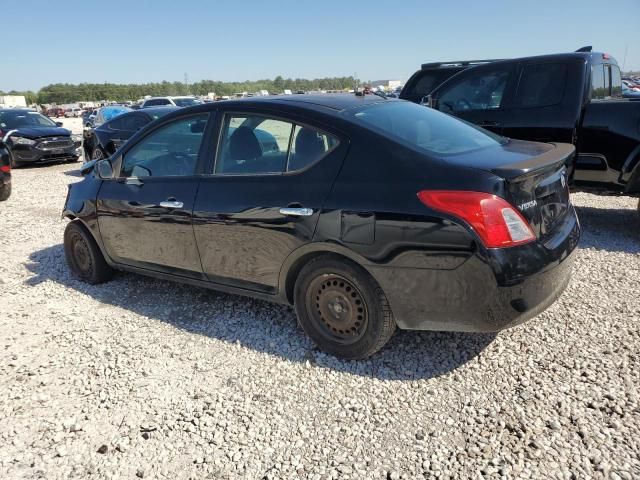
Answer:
[279, 207, 313, 217]
[479, 121, 500, 127]
[159, 200, 184, 209]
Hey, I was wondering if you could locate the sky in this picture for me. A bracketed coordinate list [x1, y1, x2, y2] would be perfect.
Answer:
[3, 0, 640, 92]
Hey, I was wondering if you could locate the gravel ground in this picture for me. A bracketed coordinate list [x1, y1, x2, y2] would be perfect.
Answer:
[1, 122, 639, 479]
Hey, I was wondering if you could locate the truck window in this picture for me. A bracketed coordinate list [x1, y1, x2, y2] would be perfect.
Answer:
[610, 65, 622, 98]
[515, 63, 567, 108]
[437, 67, 510, 113]
[603, 65, 612, 99]
[591, 65, 606, 100]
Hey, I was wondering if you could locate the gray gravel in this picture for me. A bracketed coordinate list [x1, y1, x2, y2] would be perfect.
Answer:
[1, 128, 639, 479]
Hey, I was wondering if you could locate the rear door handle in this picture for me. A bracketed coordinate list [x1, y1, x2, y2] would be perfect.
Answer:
[279, 207, 313, 217]
[159, 200, 184, 209]
[479, 121, 500, 127]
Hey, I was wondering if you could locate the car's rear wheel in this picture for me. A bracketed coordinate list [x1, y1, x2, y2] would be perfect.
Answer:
[0, 183, 11, 201]
[64, 221, 113, 284]
[294, 255, 396, 359]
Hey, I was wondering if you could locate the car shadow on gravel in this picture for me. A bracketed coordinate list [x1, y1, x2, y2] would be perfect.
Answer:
[25, 244, 495, 381]
[574, 205, 640, 253]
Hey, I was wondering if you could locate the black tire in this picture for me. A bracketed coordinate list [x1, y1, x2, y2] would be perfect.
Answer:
[0, 183, 10, 201]
[91, 146, 106, 161]
[64, 221, 114, 284]
[294, 255, 396, 359]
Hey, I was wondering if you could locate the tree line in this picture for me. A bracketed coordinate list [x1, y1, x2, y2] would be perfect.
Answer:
[1, 76, 357, 105]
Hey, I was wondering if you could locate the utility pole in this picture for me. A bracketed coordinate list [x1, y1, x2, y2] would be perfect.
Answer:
[622, 44, 628, 72]
[184, 73, 189, 94]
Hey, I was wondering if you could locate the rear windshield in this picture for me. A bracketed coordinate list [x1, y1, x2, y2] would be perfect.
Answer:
[350, 101, 505, 155]
[0, 111, 56, 129]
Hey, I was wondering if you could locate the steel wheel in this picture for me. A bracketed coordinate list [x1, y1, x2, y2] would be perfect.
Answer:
[63, 222, 114, 284]
[306, 273, 370, 345]
[68, 230, 93, 279]
[92, 147, 104, 160]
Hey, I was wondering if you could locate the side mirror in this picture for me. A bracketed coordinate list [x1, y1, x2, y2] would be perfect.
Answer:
[55, 121, 63, 127]
[96, 159, 114, 179]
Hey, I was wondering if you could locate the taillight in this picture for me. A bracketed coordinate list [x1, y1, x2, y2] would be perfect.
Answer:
[0, 165, 10, 173]
[417, 190, 536, 248]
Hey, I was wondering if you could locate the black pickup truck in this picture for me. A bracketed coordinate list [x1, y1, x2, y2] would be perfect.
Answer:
[404, 48, 640, 205]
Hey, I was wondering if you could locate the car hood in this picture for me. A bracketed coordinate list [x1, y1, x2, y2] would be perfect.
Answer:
[9, 127, 71, 139]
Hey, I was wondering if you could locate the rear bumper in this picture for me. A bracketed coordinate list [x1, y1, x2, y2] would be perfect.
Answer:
[368, 206, 580, 332]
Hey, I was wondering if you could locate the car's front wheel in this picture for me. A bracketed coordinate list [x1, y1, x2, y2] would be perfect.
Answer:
[294, 255, 396, 359]
[64, 221, 114, 284]
[91, 147, 106, 161]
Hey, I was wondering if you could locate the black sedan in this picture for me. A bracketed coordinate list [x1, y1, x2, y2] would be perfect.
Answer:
[62, 95, 580, 359]
[0, 109, 82, 167]
[84, 107, 178, 161]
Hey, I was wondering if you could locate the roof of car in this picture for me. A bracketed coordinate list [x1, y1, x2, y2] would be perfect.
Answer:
[0, 108, 37, 113]
[135, 106, 179, 116]
[232, 93, 392, 112]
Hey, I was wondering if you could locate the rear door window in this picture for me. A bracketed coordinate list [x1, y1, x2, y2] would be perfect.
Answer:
[514, 63, 567, 107]
[437, 67, 510, 113]
[121, 114, 149, 131]
[215, 114, 338, 175]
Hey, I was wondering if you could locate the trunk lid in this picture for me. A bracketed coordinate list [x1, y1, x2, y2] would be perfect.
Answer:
[444, 140, 575, 240]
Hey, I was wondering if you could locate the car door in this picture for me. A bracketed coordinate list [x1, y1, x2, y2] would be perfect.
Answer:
[432, 63, 516, 135]
[96, 113, 211, 279]
[502, 60, 578, 144]
[192, 110, 348, 293]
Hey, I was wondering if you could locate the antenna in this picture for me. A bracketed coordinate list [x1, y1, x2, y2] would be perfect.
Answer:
[622, 44, 628, 72]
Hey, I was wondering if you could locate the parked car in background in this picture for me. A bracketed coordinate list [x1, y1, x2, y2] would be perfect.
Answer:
[83, 106, 131, 158]
[400, 59, 501, 104]
[425, 48, 640, 197]
[622, 80, 640, 91]
[63, 95, 579, 359]
[84, 106, 178, 160]
[46, 107, 65, 118]
[92, 105, 131, 129]
[82, 109, 97, 128]
[0, 109, 82, 167]
[141, 96, 203, 108]
[65, 108, 83, 118]
[623, 84, 640, 98]
[0, 139, 11, 200]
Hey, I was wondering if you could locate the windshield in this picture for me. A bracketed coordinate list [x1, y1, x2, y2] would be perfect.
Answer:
[173, 97, 202, 107]
[402, 69, 463, 100]
[350, 101, 505, 155]
[0, 111, 57, 129]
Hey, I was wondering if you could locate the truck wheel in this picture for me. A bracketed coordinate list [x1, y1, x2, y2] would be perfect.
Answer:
[64, 221, 114, 284]
[294, 255, 396, 360]
[0, 183, 11, 201]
